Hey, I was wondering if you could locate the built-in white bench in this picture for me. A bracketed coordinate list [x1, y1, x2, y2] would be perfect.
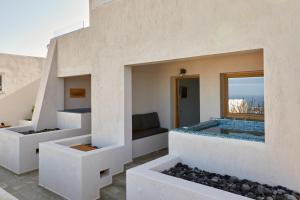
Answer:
[132, 113, 168, 158]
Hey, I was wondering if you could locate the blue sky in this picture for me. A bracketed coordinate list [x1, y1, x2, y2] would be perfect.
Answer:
[0, 0, 89, 57]
[229, 77, 264, 97]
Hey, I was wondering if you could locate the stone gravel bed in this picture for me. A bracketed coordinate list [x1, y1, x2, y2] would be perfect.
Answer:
[162, 163, 300, 200]
[19, 128, 60, 135]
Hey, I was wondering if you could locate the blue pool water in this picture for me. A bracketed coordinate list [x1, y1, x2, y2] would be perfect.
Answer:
[174, 119, 265, 142]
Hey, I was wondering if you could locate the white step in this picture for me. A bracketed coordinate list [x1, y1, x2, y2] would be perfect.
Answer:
[0, 188, 18, 200]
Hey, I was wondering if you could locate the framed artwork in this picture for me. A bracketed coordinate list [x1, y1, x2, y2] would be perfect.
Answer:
[70, 88, 86, 98]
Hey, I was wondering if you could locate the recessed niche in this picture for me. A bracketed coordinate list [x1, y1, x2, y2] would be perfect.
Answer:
[100, 169, 110, 178]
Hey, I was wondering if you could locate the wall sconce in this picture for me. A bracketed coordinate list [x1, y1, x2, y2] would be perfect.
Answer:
[179, 68, 187, 77]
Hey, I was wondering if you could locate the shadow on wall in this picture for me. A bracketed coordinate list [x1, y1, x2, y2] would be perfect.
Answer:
[0, 79, 40, 126]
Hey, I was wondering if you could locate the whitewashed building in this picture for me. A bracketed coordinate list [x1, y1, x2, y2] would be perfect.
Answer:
[2, 0, 300, 200]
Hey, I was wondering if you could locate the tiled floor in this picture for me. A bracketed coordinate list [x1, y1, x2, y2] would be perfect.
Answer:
[0, 149, 168, 200]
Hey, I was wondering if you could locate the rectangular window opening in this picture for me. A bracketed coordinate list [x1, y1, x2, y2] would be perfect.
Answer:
[221, 70, 264, 121]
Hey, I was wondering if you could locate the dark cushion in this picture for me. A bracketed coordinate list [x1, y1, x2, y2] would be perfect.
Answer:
[141, 112, 160, 130]
[132, 115, 143, 131]
[133, 128, 168, 140]
[132, 112, 160, 131]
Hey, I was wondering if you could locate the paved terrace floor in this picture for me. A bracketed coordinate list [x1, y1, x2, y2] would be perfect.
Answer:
[0, 149, 168, 200]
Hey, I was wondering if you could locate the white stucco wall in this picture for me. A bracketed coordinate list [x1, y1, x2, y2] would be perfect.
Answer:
[132, 69, 159, 115]
[0, 80, 40, 126]
[36, 0, 300, 191]
[90, 0, 114, 11]
[32, 41, 65, 131]
[64, 75, 91, 109]
[0, 53, 44, 125]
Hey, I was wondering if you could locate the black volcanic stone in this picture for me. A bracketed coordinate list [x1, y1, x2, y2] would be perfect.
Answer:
[161, 163, 300, 200]
[19, 128, 60, 135]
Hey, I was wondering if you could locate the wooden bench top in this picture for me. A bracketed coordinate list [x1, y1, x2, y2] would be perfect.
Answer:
[71, 145, 99, 152]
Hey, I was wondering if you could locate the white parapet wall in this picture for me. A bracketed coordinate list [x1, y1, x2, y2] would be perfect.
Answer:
[0, 127, 85, 174]
[57, 111, 91, 132]
[0, 112, 91, 174]
[39, 135, 128, 200]
[127, 155, 251, 200]
[168, 131, 279, 188]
